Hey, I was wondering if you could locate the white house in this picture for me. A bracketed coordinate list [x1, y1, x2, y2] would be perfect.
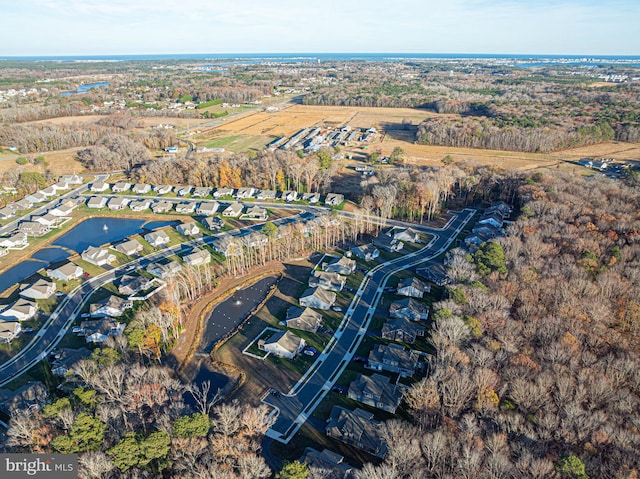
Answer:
[299, 287, 336, 310]
[111, 181, 131, 193]
[235, 187, 256, 199]
[19, 279, 57, 300]
[129, 199, 152, 212]
[47, 262, 83, 281]
[60, 174, 83, 185]
[214, 187, 234, 198]
[81, 246, 116, 266]
[0, 299, 38, 322]
[240, 206, 268, 221]
[257, 190, 277, 200]
[89, 296, 133, 318]
[350, 244, 379, 261]
[147, 260, 182, 278]
[325, 193, 344, 206]
[107, 197, 130, 211]
[196, 202, 219, 215]
[323, 256, 356, 275]
[33, 213, 59, 227]
[182, 248, 211, 267]
[284, 306, 322, 332]
[86, 196, 108, 209]
[0, 233, 28, 249]
[132, 183, 151, 194]
[154, 185, 173, 195]
[19, 221, 50, 237]
[175, 201, 197, 214]
[222, 203, 244, 217]
[79, 319, 125, 343]
[396, 277, 428, 299]
[115, 239, 143, 256]
[282, 190, 298, 202]
[258, 330, 306, 359]
[192, 187, 212, 197]
[90, 180, 109, 192]
[175, 186, 192, 197]
[176, 222, 200, 236]
[309, 270, 346, 292]
[144, 230, 170, 247]
[0, 321, 21, 344]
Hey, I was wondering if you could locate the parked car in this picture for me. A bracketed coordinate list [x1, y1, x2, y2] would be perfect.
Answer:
[331, 306, 343, 312]
[72, 326, 83, 334]
[21, 327, 34, 334]
[331, 385, 347, 394]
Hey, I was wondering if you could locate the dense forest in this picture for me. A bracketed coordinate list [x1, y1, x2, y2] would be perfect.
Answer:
[360, 171, 640, 479]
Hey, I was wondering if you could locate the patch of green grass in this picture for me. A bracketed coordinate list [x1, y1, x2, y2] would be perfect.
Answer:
[201, 135, 275, 153]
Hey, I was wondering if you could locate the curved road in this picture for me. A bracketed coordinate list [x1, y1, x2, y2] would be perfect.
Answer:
[263, 208, 476, 443]
[0, 210, 313, 387]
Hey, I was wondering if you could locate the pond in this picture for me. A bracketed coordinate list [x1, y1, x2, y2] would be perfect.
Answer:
[52, 217, 175, 253]
[60, 81, 110, 96]
[198, 275, 279, 354]
[0, 217, 177, 294]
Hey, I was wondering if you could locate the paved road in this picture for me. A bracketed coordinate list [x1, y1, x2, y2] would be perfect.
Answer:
[0, 174, 107, 237]
[0, 210, 313, 387]
[263, 208, 476, 443]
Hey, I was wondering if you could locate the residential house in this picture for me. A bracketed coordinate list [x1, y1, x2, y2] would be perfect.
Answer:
[52, 181, 70, 192]
[115, 239, 143, 256]
[176, 221, 200, 236]
[144, 230, 170, 247]
[182, 248, 211, 267]
[257, 190, 277, 200]
[0, 233, 28, 249]
[107, 197, 130, 211]
[210, 235, 239, 256]
[372, 233, 403, 253]
[222, 202, 244, 217]
[235, 187, 256, 199]
[282, 190, 298, 202]
[487, 201, 512, 217]
[201, 216, 225, 231]
[50, 348, 91, 376]
[367, 343, 422, 377]
[175, 186, 192, 197]
[396, 277, 428, 298]
[309, 270, 346, 292]
[19, 221, 50, 237]
[350, 244, 379, 261]
[129, 199, 152, 212]
[151, 200, 173, 214]
[111, 181, 131, 193]
[147, 260, 182, 278]
[19, 279, 57, 299]
[86, 196, 108, 209]
[302, 192, 320, 204]
[240, 206, 268, 221]
[47, 262, 83, 281]
[41, 186, 57, 197]
[323, 256, 356, 275]
[0, 321, 21, 344]
[175, 201, 197, 214]
[348, 373, 405, 413]
[0, 382, 48, 415]
[118, 275, 152, 296]
[416, 263, 451, 287]
[60, 174, 83, 185]
[0, 206, 16, 219]
[300, 448, 355, 479]
[79, 319, 125, 343]
[196, 202, 219, 215]
[90, 180, 109, 192]
[325, 193, 344, 206]
[387, 227, 420, 243]
[192, 186, 212, 197]
[258, 330, 306, 359]
[90, 295, 133, 317]
[0, 299, 38, 322]
[382, 317, 425, 344]
[284, 306, 322, 332]
[26, 191, 47, 203]
[299, 287, 336, 310]
[132, 183, 151, 194]
[49, 203, 75, 217]
[478, 210, 504, 229]
[214, 187, 234, 198]
[153, 185, 173, 195]
[389, 298, 429, 321]
[33, 213, 60, 227]
[14, 199, 33, 211]
[326, 406, 388, 458]
[241, 232, 268, 248]
[81, 246, 116, 266]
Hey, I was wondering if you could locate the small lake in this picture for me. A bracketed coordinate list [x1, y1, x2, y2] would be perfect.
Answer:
[60, 81, 110, 96]
[198, 275, 279, 354]
[0, 217, 176, 294]
[53, 217, 175, 253]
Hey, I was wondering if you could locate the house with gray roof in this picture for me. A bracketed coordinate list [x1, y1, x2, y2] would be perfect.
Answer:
[81, 246, 116, 266]
[324, 193, 344, 206]
[19, 278, 56, 300]
[257, 189, 277, 200]
[300, 448, 356, 479]
[201, 216, 225, 231]
[47, 262, 83, 282]
[309, 270, 346, 292]
[386, 227, 420, 243]
[214, 187, 235, 198]
[129, 199, 152, 212]
[299, 287, 336, 310]
[90, 180, 109, 192]
[51, 348, 91, 376]
[196, 201, 219, 215]
[235, 187, 256, 199]
[367, 343, 422, 378]
[382, 317, 425, 344]
[115, 239, 143, 256]
[182, 248, 211, 267]
[118, 275, 153, 296]
[176, 221, 200, 236]
[147, 260, 182, 278]
[144, 229, 170, 247]
[87, 195, 108, 209]
[132, 183, 151, 194]
[350, 244, 379, 261]
[111, 181, 131, 193]
[373, 233, 403, 253]
[0, 321, 21, 344]
[240, 205, 268, 221]
[389, 298, 429, 321]
[0, 299, 38, 322]
[175, 201, 197, 214]
[0, 382, 48, 414]
[153, 185, 173, 195]
[151, 200, 173, 213]
[326, 406, 388, 458]
[258, 330, 305, 359]
[79, 319, 125, 343]
[90, 295, 133, 318]
[416, 263, 451, 287]
[348, 373, 405, 413]
[19, 221, 50, 237]
[222, 202, 244, 217]
[284, 306, 322, 332]
[175, 186, 193, 197]
[107, 196, 130, 211]
[396, 277, 428, 298]
[323, 256, 356, 275]
[192, 186, 213, 197]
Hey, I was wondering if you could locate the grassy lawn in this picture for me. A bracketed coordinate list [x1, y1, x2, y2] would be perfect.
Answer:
[200, 135, 275, 153]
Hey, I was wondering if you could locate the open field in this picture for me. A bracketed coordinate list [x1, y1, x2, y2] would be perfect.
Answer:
[0, 149, 84, 176]
[201, 134, 276, 153]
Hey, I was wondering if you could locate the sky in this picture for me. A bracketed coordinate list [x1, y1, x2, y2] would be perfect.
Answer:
[1, 0, 639, 56]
